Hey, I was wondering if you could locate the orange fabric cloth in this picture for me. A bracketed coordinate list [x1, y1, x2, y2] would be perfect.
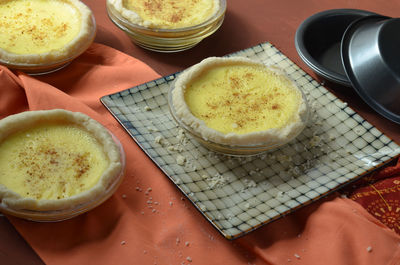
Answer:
[1, 43, 400, 265]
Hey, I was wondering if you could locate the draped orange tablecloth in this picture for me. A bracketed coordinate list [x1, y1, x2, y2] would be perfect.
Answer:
[1, 43, 400, 265]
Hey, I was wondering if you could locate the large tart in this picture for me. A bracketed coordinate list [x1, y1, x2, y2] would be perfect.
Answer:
[171, 57, 308, 146]
[107, 0, 220, 29]
[0, 109, 123, 213]
[0, 0, 95, 66]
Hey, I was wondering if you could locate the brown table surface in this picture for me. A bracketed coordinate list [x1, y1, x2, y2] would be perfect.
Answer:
[1, 1, 400, 264]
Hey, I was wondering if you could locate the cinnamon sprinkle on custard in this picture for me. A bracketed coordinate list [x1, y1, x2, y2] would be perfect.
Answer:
[171, 57, 308, 147]
[116, 0, 219, 29]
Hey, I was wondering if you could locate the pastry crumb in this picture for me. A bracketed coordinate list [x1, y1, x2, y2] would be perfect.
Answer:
[154, 135, 164, 144]
[176, 154, 186, 165]
[243, 178, 257, 189]
[203, 173, 229, 189]
[176, 129, 188, 145]
[174, 178, 182, 184]
[367, 246, 373, 252]
[309, 135, 322, 147]
[120, 240, 126, 245]
[199, 204, 207, 211]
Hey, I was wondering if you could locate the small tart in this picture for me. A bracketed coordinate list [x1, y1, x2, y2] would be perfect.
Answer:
[0, 0, 95, 65]
[172, 57, 308, 146]
[108, 0, 220, 29]
[0, 109, 123, 212]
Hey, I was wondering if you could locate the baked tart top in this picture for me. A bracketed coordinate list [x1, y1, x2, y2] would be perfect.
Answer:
[171, 57, 308, 146]
[0, 0, 95, 65]
[0, 109, 123, 212]
[107, 0, 220, 29]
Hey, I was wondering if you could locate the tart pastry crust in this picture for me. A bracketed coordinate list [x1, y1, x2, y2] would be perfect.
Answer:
[171, 57, 308, 146]
[0, 109, 122, 211]
[0, 0, 95, 65]
[107, 0, 219, 29]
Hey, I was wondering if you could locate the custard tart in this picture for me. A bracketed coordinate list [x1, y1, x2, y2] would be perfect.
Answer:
[170, 57, 308, 153]
[107, 0, 220, 29]
[0, 0, 96, 73]
[0, 109, 124, 219]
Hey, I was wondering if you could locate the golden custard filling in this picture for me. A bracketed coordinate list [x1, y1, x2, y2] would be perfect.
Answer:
[109, 0, 219, 29]
[0, 0, 81, 55]
[185, 64, 302, 135]
[0, 0, 94, 65]
[172, 57, 307, 146]
[0, 110, 123, 212]
[0, 124, 109, 200]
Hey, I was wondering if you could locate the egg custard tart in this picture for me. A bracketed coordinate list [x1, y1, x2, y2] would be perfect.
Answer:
[0, 109, 123, 216]
[171, 57, 308, 149]
[0, 0, 95, 73]
[108, 0, 220, 29]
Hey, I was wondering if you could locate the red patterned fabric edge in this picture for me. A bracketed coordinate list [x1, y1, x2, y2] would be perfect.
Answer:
[341, 159, 400, 234]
